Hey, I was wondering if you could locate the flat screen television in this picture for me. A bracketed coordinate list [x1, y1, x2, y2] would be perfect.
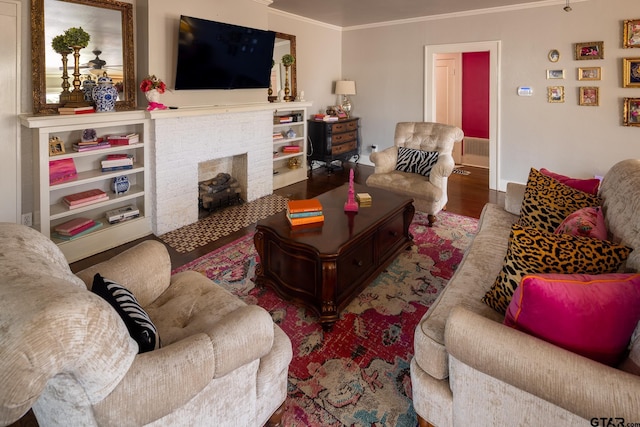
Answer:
[175, 15, 276, 90]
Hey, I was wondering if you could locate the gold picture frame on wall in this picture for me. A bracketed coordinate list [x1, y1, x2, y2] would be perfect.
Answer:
[546, 69, 565, 79]
[623, 19, 640, 48]
[547, 86, 565, 103]
[623, 97, 640, 126]
[578, 67, 601, 81]
[575, 41, 604, 60]
[623, 58, 640, 88]
[579, 87, 599, 106]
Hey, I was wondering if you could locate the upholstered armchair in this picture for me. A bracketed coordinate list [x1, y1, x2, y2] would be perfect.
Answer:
[366, 122, 464, 226]
[0, 223, 292, 427]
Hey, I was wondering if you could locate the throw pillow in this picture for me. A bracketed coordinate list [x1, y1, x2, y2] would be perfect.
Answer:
[518, 167, 602, 234]
[540, 167, 601, 195]
[555, 206, 607, 240]
[395, 147, 439, 177]
[482, 224, 631, 314]
[504, 273, 640, 366]
[91, 273, 160, 353]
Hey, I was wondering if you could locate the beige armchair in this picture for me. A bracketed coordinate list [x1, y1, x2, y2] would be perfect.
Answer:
[0, 223, 292, 427]
[366, 122, 464, 226]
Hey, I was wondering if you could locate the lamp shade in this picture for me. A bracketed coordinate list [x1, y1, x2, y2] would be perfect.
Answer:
[335, 80, 356, 96]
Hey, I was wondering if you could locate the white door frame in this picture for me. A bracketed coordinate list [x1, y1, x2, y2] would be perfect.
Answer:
[424, 41, 501, 191]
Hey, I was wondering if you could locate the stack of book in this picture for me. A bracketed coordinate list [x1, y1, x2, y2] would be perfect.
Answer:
[58, 106, 95, 115]
[356, 192, 372, 207]
[312, 114, 339, 122]
[286, 198, 324, 227]
[73, 138, 111, 152]
[63, 189, 108, 210]
[282, 145, 301, 153]
[107, 133, 139, 146]
[275, 115, 293, 124]
[105, 205, 140, 224]
[101, 154, 134, 172]
[273, 132, 284, 141]
[53, 217, 102, 240]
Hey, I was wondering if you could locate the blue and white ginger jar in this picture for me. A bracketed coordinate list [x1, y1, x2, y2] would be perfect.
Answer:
[92, 73, 117, 113]
[112, 176, 130, 194]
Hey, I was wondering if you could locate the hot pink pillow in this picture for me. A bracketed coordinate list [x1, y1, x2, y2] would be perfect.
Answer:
[504, 273, 640, 366]
[555, 206, 607, 240]
[540, 168, 600, 195]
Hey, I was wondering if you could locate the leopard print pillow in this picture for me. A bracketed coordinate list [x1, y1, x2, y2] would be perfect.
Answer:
[482, 224, 631, 314]
[518, 168, 602, 234]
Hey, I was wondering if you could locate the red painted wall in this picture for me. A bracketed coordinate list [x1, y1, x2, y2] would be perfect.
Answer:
[462, 52, 489, 139]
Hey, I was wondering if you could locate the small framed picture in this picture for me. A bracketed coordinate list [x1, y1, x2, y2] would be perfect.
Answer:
[579, 87, 599, 106]
[575, 41, 604, 60]
[623, 57, 640, 88]
[49, 136, 65, 156]
[578, 67, 601, 81]
[335, 106, 347, 118]
[623, 97, 640, 126]
[547, 86, 565, 103]
[623, 19, 640, 48]
[548, 49, 560, 62]
[546, 69, 565, 79]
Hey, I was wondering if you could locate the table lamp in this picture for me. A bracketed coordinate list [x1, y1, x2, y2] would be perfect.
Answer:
[335, 80, 356, 117]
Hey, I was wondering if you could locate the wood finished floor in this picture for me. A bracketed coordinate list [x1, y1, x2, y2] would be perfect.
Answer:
[70, 163, 500, 273]
[14, 163, 499, 427]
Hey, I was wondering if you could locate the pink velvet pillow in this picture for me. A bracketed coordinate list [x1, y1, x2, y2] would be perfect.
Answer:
[555, 206, 607, 240]
[504, 273, 640, 366]
[540, 168, 600, 195]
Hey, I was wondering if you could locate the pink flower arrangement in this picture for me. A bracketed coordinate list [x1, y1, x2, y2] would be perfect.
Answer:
[140, 75, 166, 93]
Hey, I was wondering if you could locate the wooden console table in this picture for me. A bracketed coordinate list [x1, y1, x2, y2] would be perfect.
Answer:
[254, 184, 414, 329]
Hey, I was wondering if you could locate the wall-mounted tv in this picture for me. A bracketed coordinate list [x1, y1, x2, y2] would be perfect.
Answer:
[175, 15, 276, 90]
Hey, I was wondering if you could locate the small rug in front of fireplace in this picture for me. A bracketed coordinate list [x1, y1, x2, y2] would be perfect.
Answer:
[158, 194, 289, 253]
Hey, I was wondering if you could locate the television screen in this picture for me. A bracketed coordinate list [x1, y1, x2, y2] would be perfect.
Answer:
[175, 15, 276, 90]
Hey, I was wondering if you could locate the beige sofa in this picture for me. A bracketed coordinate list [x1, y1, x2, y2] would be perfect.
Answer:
[0, 225, 292, 427]
[366, 122, 464, 226]
[411, 159, 640, 426]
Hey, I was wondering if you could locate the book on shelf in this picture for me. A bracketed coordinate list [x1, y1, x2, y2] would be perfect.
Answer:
[101, 164, 134, 172]
[275, 115, 293, 123]
[287, 213, 325, 226]
[54, 217, 95, 236]
[72, 141, 111, 152]
[65, 195, 109, 209]
[282, 146, 301, 153]
[58, 106, 95, 115]
[286, 198, 323, 214]
[105, 205, 140, 224]
[49, 158, 77, 185]
[273, 132, 284, 140]
[53, 221, 103, 241]
[101, 155, 134, 168]
[107, 133, 139, 145]
[63, 189, 107, 206]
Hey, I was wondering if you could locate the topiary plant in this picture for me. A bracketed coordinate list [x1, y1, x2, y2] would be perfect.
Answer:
[281, 54, 295, 67]
[63, 27, 91, 48]
[51, 34, 71, 54]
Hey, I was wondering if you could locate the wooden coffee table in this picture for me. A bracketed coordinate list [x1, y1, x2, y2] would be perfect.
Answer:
[254, 183, 415, 329]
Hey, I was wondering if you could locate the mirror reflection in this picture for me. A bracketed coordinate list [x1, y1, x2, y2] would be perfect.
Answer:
[44, 0, 124, 103]
[270, 32, 296, 102]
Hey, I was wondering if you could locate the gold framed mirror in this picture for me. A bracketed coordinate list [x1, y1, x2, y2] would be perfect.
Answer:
[272, 32, 296, 102]
[31, 0, 135, 114]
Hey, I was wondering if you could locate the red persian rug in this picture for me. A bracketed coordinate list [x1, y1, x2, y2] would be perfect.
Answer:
[173, 211, 478, 426]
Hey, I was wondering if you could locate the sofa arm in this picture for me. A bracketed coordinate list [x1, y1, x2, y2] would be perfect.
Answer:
[445, 306, 640, 420]
[370, 146, 398, 173]
[429, 154, 455, 189]
[504, 182, 526, 215]
[75, 240, 172, 307]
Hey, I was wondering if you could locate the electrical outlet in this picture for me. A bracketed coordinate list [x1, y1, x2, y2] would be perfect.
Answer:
[21, 213, 32, 227]
[371, 145, 378, 153]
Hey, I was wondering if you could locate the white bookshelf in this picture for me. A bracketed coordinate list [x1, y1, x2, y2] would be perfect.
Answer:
[272, 103, 310, 189]
[20, 111, 152, 263]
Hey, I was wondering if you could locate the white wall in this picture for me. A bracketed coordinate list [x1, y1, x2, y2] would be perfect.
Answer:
[342, 0, 640, 188]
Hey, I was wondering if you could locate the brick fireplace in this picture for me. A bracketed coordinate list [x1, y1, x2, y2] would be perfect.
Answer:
[148, 106, 274, 235]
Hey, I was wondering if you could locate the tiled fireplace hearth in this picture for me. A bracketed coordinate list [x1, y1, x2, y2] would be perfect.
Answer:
[149, 105, 275, 235]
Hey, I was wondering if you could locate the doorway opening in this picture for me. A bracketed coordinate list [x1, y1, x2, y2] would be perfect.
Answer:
[425, 41, 501, 191]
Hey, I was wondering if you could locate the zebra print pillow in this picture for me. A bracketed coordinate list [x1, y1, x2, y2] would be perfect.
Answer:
[91, 273, 160, 353]
[395, 147, 439, 177]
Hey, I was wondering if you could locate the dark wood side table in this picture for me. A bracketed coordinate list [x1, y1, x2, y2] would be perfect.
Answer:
[307, 117, 360, 170]
[254, 184, 414, 329]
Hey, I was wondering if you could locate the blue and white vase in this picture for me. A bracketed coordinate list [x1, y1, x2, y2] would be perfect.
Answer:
[82, 76, 96, 103]
[92, 73, 117, 113]
[112, 176, 130, 194]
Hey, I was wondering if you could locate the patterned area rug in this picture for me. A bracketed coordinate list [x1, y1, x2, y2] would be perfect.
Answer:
[158, 194, 289, 253]
[172, 210, 479, 426]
